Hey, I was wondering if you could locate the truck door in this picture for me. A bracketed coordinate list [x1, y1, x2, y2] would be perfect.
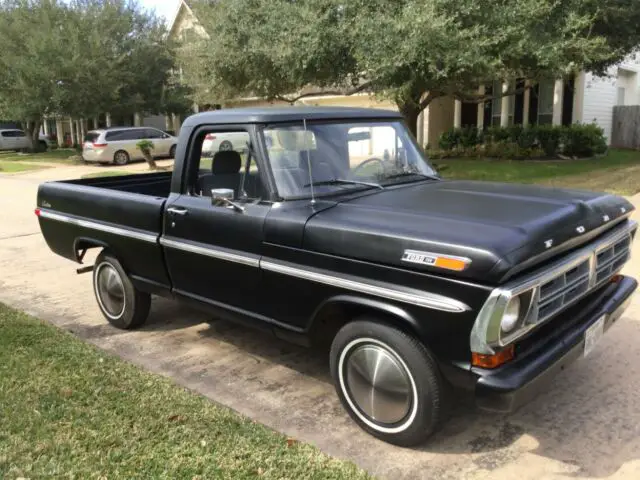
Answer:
[161, 125, 271, 313]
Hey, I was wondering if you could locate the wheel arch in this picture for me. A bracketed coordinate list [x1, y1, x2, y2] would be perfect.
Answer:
[307, 294, 427, 349]
[73, 236, 110, 263]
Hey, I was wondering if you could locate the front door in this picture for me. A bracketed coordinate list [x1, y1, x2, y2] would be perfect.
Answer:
[161, 126, 272, 315]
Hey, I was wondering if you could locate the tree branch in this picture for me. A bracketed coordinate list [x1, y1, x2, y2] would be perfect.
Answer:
[419, 91, 445, 110]
[451, 83, 535, 104]
[272, 81, 373, 104]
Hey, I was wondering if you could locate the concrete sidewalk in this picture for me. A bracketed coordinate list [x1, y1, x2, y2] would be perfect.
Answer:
[1, 168, 640, 479]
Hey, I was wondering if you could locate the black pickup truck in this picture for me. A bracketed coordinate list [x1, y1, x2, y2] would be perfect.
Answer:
[37, 107, 637, 446]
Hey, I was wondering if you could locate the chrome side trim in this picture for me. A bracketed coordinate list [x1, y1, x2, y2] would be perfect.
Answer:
[261, 260, 470, 313]
[160, 238, 260, 268]
[38, 209, 158, 244]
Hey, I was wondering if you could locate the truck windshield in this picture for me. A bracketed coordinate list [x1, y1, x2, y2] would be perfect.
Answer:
[262, 120, 438, 199]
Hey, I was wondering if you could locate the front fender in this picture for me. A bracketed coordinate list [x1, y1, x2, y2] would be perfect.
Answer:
[308, 294, 428, 341]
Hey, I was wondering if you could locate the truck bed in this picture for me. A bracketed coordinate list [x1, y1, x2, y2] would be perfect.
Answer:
[59, 170, 172, 197]
[36, 171, 173, 292]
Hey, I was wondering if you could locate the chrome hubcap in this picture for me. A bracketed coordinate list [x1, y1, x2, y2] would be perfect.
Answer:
[96, 264, 125, 318]
[345, 344, 412, 425]
[115, 153, 127, 164]
[219, 142, 232, 151]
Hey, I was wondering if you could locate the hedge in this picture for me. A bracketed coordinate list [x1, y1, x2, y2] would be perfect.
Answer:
[433, 123, 607, 160]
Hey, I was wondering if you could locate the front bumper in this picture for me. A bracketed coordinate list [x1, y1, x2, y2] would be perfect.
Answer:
[474, 275, 637, 413]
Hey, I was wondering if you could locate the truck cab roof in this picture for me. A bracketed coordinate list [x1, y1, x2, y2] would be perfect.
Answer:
[181, 106, 403, 127]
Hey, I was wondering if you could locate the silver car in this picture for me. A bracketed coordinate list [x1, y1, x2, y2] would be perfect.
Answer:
[82, 127, 177, 165]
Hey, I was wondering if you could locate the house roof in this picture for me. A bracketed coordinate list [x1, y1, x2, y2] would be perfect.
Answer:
[168, 0, 194, 39]
[182, 106, 402, 127]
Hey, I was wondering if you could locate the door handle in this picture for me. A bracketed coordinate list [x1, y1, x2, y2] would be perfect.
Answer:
[167, 207, 188, 216]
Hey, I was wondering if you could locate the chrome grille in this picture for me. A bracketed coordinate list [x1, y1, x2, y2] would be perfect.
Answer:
[538, 260, 590, 322]
[535, 227, 633, 324]
[595, 236, 631, 286]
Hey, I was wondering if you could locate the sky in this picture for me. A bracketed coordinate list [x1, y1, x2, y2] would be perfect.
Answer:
[138, 0, 181, 25]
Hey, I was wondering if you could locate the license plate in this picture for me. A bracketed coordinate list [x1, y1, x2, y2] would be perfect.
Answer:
[584, 315, 606, 358]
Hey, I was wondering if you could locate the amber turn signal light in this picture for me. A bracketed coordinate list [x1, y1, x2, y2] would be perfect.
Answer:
[472, 345, 515, 369]
[433, 256, 469, 272]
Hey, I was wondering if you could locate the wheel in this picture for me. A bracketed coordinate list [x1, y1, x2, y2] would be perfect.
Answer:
[93, 251, 151, 329]
[330, 319, 444, 446]
[38, 140, 48, 152]
[219, 140, 233, 151]
[113, 150, 130, 165]
[169, 145, 177, 158]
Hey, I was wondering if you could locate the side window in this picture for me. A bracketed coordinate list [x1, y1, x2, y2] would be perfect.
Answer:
[191, 129, 265, 202]
[127, 129, 145, 141]
[105, 130, 125, 141]
[145, 128, 163, 139]
[1, 131, 11, 137]
[14, 130, 26, 137]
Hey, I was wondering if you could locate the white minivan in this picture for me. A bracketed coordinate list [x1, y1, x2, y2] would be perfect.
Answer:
[82, 127, 177, 165]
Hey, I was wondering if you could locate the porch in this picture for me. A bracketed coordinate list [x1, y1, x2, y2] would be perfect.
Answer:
[419, 77, 581, 148]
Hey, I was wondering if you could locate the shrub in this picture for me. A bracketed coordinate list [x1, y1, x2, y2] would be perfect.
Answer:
[507, 125, 523, 144]
[461, 126, 484, 148]
[486, 125, 511, 143]
[438, 128, 461, 151]
[561, 123, 607, 157]
[517, 126, 537, 149]
[536, 125, 561, 157]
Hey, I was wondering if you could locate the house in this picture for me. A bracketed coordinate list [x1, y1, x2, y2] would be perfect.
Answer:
[169, 0, 640, 147]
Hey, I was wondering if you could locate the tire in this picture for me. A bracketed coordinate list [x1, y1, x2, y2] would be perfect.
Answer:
[113, 150, 130, 165]
[330, 319, 444, 446]
[39, 141, 48, 152]
[169, 145, 177, 158]
[93, 251, 151, 329]
[219, 140, 233, 151]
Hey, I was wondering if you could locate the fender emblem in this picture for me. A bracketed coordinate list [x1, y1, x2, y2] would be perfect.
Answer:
[603, 215, 610, 222]
[41, 200, 51, 208]
[544, 239, 554, 249]
[621, 207, 627, 214]
[401, 250, 471, 272]
[576, 226, 586, 234]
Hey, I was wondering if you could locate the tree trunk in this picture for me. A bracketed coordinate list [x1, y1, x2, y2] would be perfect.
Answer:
[397, 101, 421, 141]
[142, 150, 157, 169]
[24, 119, 42, 152]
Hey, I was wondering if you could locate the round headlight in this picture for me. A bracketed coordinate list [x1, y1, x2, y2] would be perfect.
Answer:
[500, 296, 521, 334]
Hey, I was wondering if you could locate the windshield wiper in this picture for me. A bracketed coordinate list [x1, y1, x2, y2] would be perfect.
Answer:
[384, 171, 440, 182]
[303, 178, 384, 190]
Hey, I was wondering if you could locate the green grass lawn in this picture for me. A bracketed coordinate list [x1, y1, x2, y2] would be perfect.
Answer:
[0, 148, 78, 164]
[0, 304, 370, 479]
[437, 149, 640, 195]
[0, 160, 48, 173]
[81, 170, 130, 179]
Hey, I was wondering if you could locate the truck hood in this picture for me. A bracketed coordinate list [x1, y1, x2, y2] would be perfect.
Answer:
[303, 180, 634, 283]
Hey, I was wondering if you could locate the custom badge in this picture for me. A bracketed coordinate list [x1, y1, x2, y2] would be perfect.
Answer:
[401, 250, 471, 271]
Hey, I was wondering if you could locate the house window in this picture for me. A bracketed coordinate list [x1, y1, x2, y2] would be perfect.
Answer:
[537, 79, 554, 125]
[617, 87, 626, 106]
[491, 81, 515, 125]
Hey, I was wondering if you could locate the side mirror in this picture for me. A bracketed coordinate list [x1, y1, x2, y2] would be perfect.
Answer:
[211, 188, 245, 212]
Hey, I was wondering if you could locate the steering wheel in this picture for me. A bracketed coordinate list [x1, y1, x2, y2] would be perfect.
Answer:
[352, 157, 385, 177]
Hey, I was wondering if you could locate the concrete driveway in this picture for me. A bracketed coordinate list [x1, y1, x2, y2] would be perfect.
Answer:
[2, 165, 640, 479]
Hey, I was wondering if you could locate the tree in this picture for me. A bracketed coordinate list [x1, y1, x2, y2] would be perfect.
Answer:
[0, 0, 188, 150]
[181, 0, 640, 135]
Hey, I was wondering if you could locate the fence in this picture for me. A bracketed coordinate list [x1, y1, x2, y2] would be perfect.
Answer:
[611, 105, 640, 148]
